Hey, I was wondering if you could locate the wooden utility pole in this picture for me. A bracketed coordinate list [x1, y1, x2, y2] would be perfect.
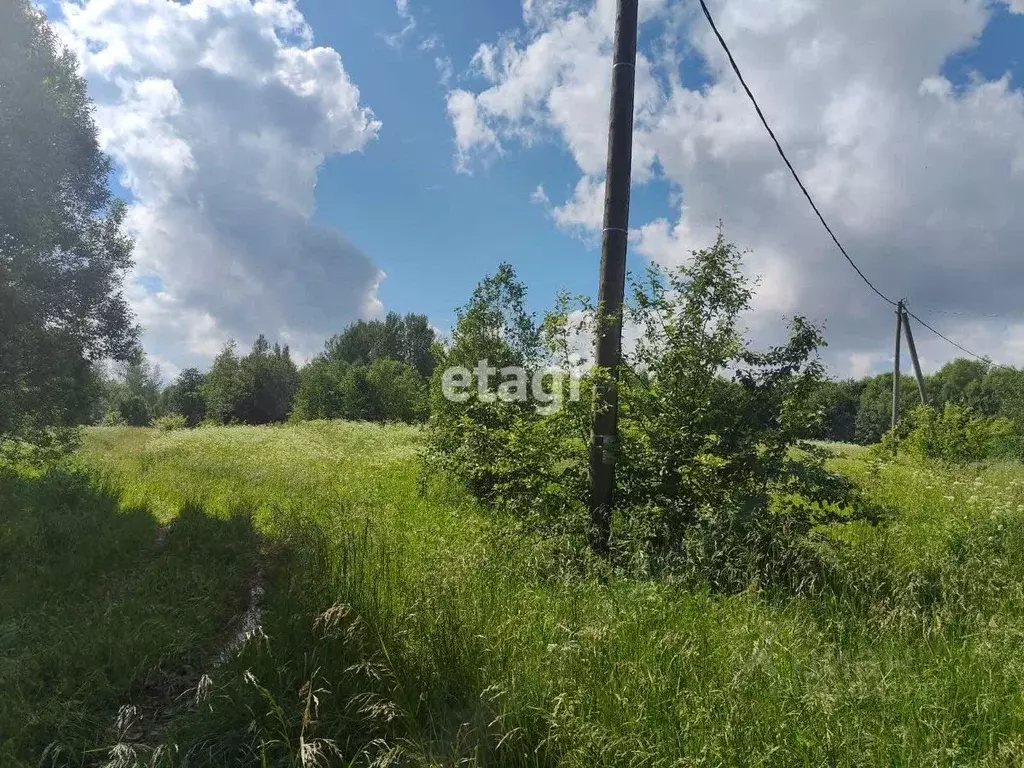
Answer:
[892, 299, 903, 431]
[588, 0, 639, 556]
[901, 308, 928, 405]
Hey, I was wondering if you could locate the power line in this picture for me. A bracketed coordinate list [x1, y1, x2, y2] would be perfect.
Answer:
[905, 308, 1015, 372]
[697, 0, 1017, 371]
[697, 0, 896, 308]
[913, 308, 1006, 320]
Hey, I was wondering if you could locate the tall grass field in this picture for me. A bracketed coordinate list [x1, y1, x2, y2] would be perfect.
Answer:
[3, 422, 1024, 766]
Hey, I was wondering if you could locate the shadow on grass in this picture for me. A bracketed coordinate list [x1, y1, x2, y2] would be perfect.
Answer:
[0, 465, 260, 767]
[161, 515, 563, 768]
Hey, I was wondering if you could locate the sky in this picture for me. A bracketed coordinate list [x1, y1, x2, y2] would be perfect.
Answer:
[44, 0, 1024, 382]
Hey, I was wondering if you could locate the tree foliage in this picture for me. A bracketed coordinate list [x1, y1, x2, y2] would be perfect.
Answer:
[325, 312, 437, 378]
[811, 357, 1024, 455]
[238, 336, 300, 425]
[164, 368, 207, 427]
[100, 357, 163, 427]
[614, 241, 837, 568]
[201, 337, 299, 425]
[202, 343, 246, 425]
[292, 356, 427, 424]
[424, 262, 545, 502]
[425, 237, 870, 586]
[807, 379, 864, 444]
[0, 0, 138, 454]
[895, 403, 1017, 464]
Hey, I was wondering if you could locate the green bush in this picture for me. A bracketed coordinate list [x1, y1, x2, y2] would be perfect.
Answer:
[100, 409, 126, 427]
[901, 403, 1018, 464]
[425, 236, 875, 589]
[154, 413, 188, 431]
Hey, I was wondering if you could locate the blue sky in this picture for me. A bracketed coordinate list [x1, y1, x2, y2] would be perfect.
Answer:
[50, 0, 1024, 378]
[297, 0, 675, 329]
[288, 0, 1024, 353]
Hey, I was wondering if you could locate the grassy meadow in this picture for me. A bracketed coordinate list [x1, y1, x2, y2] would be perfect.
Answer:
[3, 422, 1024, 766]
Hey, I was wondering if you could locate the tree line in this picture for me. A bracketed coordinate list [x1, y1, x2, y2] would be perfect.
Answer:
[809, 359, 1024, 446]
[98, 314, 438, 428]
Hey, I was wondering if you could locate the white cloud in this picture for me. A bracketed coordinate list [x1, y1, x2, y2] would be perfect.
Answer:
[449, 3, 663, 179]
[448, 0, 1024, 375]
[435, 55, 453, 87]
[385, 0, 417, 49]
[847, 352, 885, 380]
[551, 176, 605, 235]
[56, 0, 382, 370]
[448, 89, 500, 170]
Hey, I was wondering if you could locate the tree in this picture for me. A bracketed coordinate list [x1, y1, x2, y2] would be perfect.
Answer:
[292, 356, 426, 424]
[238, 336, 300, 424]
[325, 312, 437, 377]
[0, 0, 138, 453]
[425, 236, 868, 585]
[616, 236, 831, 558]
[359, 358, 427, 423]
[854, 373, 919, 445]
[981, 367, 1024, 430]
[202, 342, 246, 424]
[166, 368, 207, 427]
[123, 359, 163, 410]
[202, 337, 299, 425]
[425, 262, 542, 502]
[928, 359, 990, 409]
[292, 358, 347, 421]
[103, 357, 163, 426]
[809, 379, 865, 443]
[116, 395, 151, 428]
[398, 313, 438, 379]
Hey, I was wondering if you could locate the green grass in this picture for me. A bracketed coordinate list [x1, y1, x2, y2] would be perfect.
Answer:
[0, 461, 259, 765]
[4, 422, 1024, 765]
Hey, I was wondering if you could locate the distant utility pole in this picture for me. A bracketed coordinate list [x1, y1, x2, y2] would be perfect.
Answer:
[892, 300, 904, 431]
[588, 0, 639, 556]
[901, 308, 928, 405]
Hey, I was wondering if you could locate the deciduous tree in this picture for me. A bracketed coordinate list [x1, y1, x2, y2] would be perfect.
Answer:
[0, 0, 138, 454]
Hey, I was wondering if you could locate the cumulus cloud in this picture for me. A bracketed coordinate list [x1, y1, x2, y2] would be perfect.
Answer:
[56, 0, 382, 368]
[447, 89, 500, 171]
[448, 0, 1024, 375]
[550, 176, 606, 237]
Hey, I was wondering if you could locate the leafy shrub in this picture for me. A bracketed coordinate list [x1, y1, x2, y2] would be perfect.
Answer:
[900, 403, 1017, 464]
[154, 413, 188, 431]
[424, 262, 546, 502]
[425, 235, 875, 590]
[100, 409, 126, 427]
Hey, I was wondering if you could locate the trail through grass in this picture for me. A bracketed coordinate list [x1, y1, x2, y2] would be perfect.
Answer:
[0, 464, 259, 764]
[4, 423, 1024, 765]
